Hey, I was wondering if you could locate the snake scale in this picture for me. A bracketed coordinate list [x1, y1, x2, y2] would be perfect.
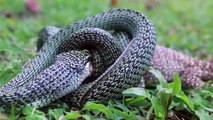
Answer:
[0, 9, 156, 108]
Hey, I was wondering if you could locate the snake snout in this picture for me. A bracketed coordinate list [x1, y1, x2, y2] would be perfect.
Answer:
[56, 50, 91, 66]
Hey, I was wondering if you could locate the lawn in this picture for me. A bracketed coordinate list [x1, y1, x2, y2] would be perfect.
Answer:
[0, 0, 213, 119]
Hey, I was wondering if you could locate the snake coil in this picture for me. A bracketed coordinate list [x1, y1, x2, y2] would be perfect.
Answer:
[0, 8, 156, 108]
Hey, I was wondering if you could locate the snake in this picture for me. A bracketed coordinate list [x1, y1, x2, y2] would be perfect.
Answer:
[0, 28, 122, 107]
[0, 9, 156, 108]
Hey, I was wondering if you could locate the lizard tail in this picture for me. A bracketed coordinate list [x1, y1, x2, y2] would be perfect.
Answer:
[210, 57, 213, 63]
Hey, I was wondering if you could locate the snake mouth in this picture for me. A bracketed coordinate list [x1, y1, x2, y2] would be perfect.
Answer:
[78, 61, 93, 84]
[80, 61, 97, 84]
[88, 62, 93, 76]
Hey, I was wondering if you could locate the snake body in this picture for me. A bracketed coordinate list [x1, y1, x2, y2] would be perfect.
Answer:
[0, 9, 156, 107]
[0, 28, 122, 107]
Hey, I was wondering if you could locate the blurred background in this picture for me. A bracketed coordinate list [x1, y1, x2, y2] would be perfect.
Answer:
[0, 0, 213, 86]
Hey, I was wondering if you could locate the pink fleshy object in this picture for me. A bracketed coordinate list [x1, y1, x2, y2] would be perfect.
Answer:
[25, 0, 41, 13]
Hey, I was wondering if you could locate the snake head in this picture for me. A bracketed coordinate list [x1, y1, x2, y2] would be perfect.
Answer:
[55, 49, 93, 78]
[56, 50, 93, 82]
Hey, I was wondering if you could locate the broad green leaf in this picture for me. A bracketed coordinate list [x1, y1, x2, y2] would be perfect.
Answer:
[113, 100, 130, 112]
[48, 108, 64, 120]
[25, 115, 47, 120]
[22, 105, 47, 120]
[158, 88, 173, 118]
[83, 102, 113, 119]
[190, 89, 213, 112]
[199, 89, 213, 97]
[22, 105, 34, 115]
[65, 111, 81, 120]
[176, 91, 194, 110]
[126, 96, 147, 106]
[168, 73, 182, 95]
[81, 115, 91, 120]
[148, 68, 168, 88]
[150, 97, 165, 120]
[122, 87, 147, 97]
[199, 104, 213, 112]
[110, 108, 131, 120]
[195, 107, 213, 120]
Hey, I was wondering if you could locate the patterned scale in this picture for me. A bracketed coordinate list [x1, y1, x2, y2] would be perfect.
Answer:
[0, 9, 156, 108]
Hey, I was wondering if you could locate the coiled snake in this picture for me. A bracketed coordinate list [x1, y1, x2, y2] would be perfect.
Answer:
[0, 9, 156, 108]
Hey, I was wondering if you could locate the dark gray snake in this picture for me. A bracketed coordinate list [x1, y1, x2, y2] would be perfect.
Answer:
[0, 9, 156, 108]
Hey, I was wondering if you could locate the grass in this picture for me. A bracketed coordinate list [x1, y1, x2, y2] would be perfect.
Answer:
[0, 0, 213, 119]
